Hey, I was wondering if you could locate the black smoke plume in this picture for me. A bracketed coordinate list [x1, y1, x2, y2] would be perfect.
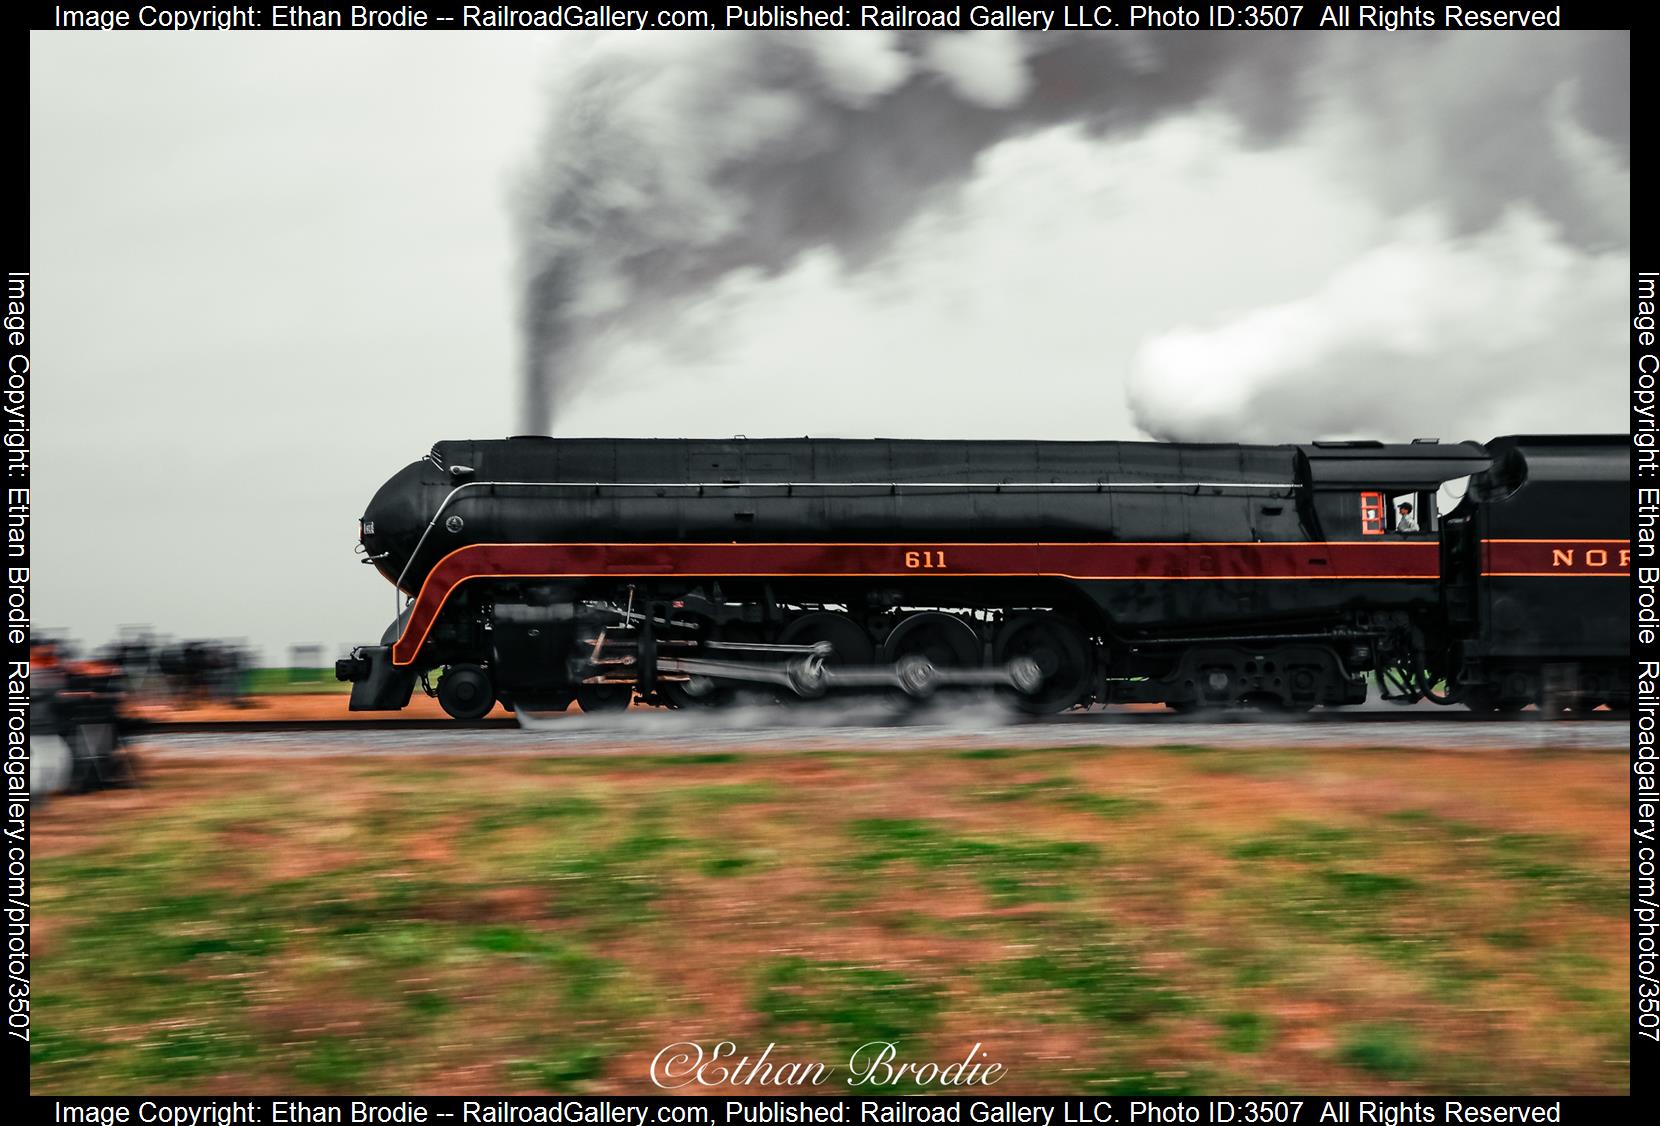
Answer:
[515, 32, 1627, 436]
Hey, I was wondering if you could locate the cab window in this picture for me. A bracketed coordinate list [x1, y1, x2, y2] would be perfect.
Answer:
[1360, 491, 1435, 535]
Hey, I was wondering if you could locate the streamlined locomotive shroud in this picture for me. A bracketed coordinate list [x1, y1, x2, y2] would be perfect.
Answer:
[336, 435, 1630, 719]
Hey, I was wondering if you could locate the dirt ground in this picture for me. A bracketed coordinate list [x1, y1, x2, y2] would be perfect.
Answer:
[31, 740, 1630, 1095]
[127, 691, 514, 723]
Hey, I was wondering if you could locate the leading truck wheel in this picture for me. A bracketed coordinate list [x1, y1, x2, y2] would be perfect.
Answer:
[438, 664, 496, 720]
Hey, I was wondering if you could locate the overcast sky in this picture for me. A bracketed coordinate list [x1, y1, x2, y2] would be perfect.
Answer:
[30, 31, 1629, 661]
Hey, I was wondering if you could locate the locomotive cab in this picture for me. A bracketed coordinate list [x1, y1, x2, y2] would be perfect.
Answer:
[1293, 440, 1487, 541]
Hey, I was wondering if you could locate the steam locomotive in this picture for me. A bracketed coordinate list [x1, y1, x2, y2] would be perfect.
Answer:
[335, 434, 1631, 719]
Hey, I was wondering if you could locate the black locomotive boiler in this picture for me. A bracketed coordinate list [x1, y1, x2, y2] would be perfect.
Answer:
[335, 434, 1630, 719]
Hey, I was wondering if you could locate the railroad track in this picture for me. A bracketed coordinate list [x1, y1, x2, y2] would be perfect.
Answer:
[130, 718, 520, 734]
[129, 708, 1625, 736]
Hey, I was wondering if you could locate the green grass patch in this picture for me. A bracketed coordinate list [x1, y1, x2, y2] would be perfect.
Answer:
[1322, 869, 1416, 899]
[755, 957, 943, 1051]
[470, 794, 604, 834]
[127, 1023, 262, 1084]
[1056, 791, 1155, 819]
[538, 828, 685, 927]
[987, 927, 1188, 1025]
[1374, 813, 1624, 915]
[1228, 822, 1364, 863]
[698, 852, 759, 878]
[1485, 833, 1625, 913]
[1217, 1009, 1273, 1053]
[846, 817, 1097, 906]
[1259, 870, 1427, 950]
[29, 1028, 115, 1075]
[1384, 808, 1480, 836]
[678, 782, 778, 809]
[971, 775, 1155, 819]
[242, 667, 350, 695]
[462, 925, 619, 1009]
[508, 1042, 614, 1088]
[1339, 1025, 1424, 1079]
[1224, 823, 1429, 949]
[1153, 744, 1315, 776]
[291, 1035, 380, 1088]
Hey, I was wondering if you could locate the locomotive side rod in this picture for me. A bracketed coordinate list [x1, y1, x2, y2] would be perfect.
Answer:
[582, 618, 1045, 701]
[822, 656, 1044, 697]
[653, 652, 1043, 699]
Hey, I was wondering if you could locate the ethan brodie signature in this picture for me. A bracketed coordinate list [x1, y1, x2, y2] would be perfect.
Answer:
[650, 1041, 1006, 1089]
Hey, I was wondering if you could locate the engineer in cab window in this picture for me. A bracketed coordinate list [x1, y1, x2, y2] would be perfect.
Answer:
[1395, 500, 1419, 533]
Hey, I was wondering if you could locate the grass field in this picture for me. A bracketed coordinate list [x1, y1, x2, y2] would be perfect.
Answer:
[31, 741, 1629, 1094]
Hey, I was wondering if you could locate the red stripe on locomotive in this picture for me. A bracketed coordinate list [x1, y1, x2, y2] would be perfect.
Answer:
[389, 540, 1442, 665]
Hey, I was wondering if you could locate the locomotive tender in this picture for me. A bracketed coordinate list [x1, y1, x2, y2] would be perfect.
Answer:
[336, 434, 1630, 719]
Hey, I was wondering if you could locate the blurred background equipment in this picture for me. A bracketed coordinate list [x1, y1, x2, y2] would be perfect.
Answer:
[31, 637, 137, 794]
[152, 639, 251, 708]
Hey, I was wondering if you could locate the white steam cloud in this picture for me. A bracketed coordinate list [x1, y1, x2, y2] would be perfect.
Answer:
[1128, 209, 1628, 442]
